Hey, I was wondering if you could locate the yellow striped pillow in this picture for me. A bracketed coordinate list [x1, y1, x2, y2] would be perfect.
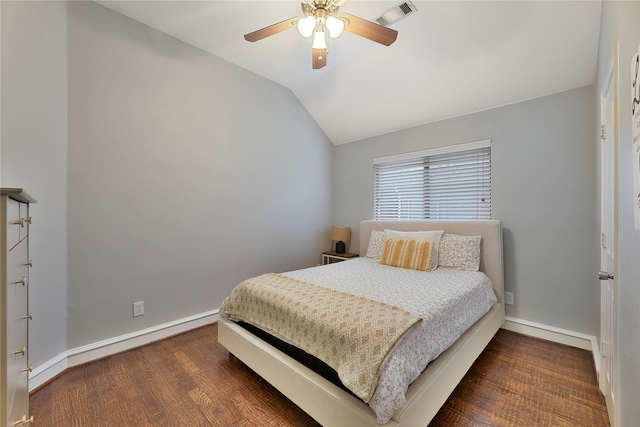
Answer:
[380, 239, 435, 271]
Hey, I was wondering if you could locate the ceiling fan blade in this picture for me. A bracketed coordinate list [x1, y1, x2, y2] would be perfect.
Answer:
[339, 13, 398, 46]
[244, 17, 298, 42]
[312, 48, 327, 69]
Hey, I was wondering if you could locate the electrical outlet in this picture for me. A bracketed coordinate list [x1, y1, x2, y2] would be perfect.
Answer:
[133, 301, 144, 317]
[504, 292, 514, 305]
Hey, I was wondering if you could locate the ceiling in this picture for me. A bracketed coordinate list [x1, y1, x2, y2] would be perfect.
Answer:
[96, 1, 602, 145]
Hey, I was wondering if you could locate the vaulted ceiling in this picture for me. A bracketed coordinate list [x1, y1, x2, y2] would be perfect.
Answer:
[96, 1, 602, 145]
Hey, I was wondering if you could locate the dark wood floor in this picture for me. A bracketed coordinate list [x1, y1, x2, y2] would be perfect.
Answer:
[30, 324, 609, 426]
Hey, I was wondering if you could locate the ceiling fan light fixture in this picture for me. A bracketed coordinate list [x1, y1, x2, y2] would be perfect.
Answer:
[297, 15, 316, 38]
[325, 16, 345, 38]
[243, 0, 399, 69]
[312, 29, 328, 49]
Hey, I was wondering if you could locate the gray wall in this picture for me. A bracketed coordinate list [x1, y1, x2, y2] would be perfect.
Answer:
[597, 1, 640, 425]
[2, 0, 333, 363]
[65, 2, 332, 347]
[1, 1, 69, 369]
[333, 86, 598, 336]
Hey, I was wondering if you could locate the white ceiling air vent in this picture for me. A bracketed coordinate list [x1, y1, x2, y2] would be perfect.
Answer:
[376, 1, 418, 27]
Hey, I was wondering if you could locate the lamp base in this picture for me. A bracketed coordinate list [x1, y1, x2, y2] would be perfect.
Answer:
[335, 241, 346, 254]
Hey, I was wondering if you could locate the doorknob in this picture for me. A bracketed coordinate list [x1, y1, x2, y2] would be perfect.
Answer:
[598, 271, 614, 280]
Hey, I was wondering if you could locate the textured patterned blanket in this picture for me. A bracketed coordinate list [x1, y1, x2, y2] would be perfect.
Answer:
[222, 273, 422, 402]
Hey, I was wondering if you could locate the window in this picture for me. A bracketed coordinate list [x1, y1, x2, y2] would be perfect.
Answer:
[373, 140, 491, 220]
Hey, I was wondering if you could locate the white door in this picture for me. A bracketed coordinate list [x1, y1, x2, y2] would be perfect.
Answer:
[599, 47, 618, 427]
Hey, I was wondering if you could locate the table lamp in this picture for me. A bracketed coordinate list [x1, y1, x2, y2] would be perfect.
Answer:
[331, 226, 351, 254]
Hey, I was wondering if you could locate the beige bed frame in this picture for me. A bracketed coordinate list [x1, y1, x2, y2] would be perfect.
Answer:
[219, 220, 504, 426]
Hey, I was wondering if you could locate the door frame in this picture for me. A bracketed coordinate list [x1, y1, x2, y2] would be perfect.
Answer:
[599, 43, 620, 427]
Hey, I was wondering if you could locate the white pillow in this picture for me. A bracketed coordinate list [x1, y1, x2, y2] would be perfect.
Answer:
[365, 230, 386, 259]
[383, 229, 444, 270]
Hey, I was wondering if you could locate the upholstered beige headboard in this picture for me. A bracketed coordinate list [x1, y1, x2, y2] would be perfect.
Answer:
[359, 220, 504, 303]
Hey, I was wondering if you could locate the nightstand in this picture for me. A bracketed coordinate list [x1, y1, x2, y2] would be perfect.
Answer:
[321, 251, 358, 265]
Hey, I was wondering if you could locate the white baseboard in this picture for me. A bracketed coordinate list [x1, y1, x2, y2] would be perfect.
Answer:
[30, 312, 600, 392]
[502, 316, 600, 375]
[29, 309, 220, 391]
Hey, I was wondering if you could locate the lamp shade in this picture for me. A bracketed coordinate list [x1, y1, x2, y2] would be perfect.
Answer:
[331, 226, 351, 242]
[297, 16, 316, 38]
[312, 30, 328, 49]
[325, 16, 345, 38]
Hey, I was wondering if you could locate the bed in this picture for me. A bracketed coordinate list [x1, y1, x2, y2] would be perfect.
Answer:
[219, 220, 504, 426]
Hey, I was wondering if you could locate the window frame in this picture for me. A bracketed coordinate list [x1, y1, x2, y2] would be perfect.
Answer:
[373, 140, 491, 221]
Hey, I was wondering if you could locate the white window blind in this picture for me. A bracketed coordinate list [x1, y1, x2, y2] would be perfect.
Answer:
[373, 141, 491, 220]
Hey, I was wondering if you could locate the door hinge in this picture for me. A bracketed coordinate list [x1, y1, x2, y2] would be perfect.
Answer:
[600, 124, 606, 140]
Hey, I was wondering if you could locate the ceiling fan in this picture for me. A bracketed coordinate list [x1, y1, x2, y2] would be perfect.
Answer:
[244, 0, 398, 70]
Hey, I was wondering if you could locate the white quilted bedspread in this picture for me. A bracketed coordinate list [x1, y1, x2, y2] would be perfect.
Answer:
[282, 257, 497, 424]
